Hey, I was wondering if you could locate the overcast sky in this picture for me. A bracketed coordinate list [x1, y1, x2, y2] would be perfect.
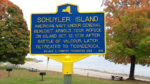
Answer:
[9, 0, 104, 30]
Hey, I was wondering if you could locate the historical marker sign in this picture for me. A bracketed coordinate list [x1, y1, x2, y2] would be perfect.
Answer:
[30, 4, 106, 54]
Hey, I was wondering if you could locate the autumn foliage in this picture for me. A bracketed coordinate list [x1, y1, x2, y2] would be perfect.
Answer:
[0, 0, 29, 64]
[105, 0, 150, 79]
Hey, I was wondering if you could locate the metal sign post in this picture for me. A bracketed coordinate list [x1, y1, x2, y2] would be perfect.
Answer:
[64, 74, 72, 84]
[30, 4, 106, 84]
[63, 62, 73, 84]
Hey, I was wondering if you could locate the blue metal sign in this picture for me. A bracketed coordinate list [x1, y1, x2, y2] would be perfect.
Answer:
[30, 4, 106, 54]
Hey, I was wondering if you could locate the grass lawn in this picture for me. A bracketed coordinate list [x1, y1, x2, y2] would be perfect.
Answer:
[0, 67, 149, 84]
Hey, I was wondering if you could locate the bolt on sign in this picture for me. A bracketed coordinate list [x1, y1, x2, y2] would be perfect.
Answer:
[30, 4, 106, 55]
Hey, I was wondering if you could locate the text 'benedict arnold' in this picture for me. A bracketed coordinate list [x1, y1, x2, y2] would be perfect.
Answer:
[37, 16, 99, 23]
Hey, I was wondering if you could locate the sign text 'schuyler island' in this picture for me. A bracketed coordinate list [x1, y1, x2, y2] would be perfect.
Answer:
[30, 4, 106, 54]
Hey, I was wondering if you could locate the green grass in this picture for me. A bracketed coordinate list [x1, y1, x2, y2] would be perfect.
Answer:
[0, 68, 149, 84]
[25, 58, 36, 61]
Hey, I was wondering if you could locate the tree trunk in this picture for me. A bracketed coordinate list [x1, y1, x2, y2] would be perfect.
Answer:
[128, 55, 136, 80]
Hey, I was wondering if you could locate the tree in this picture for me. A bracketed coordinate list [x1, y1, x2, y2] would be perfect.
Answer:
[0, 0, 29, 64]
[104, 0, 150, 80]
